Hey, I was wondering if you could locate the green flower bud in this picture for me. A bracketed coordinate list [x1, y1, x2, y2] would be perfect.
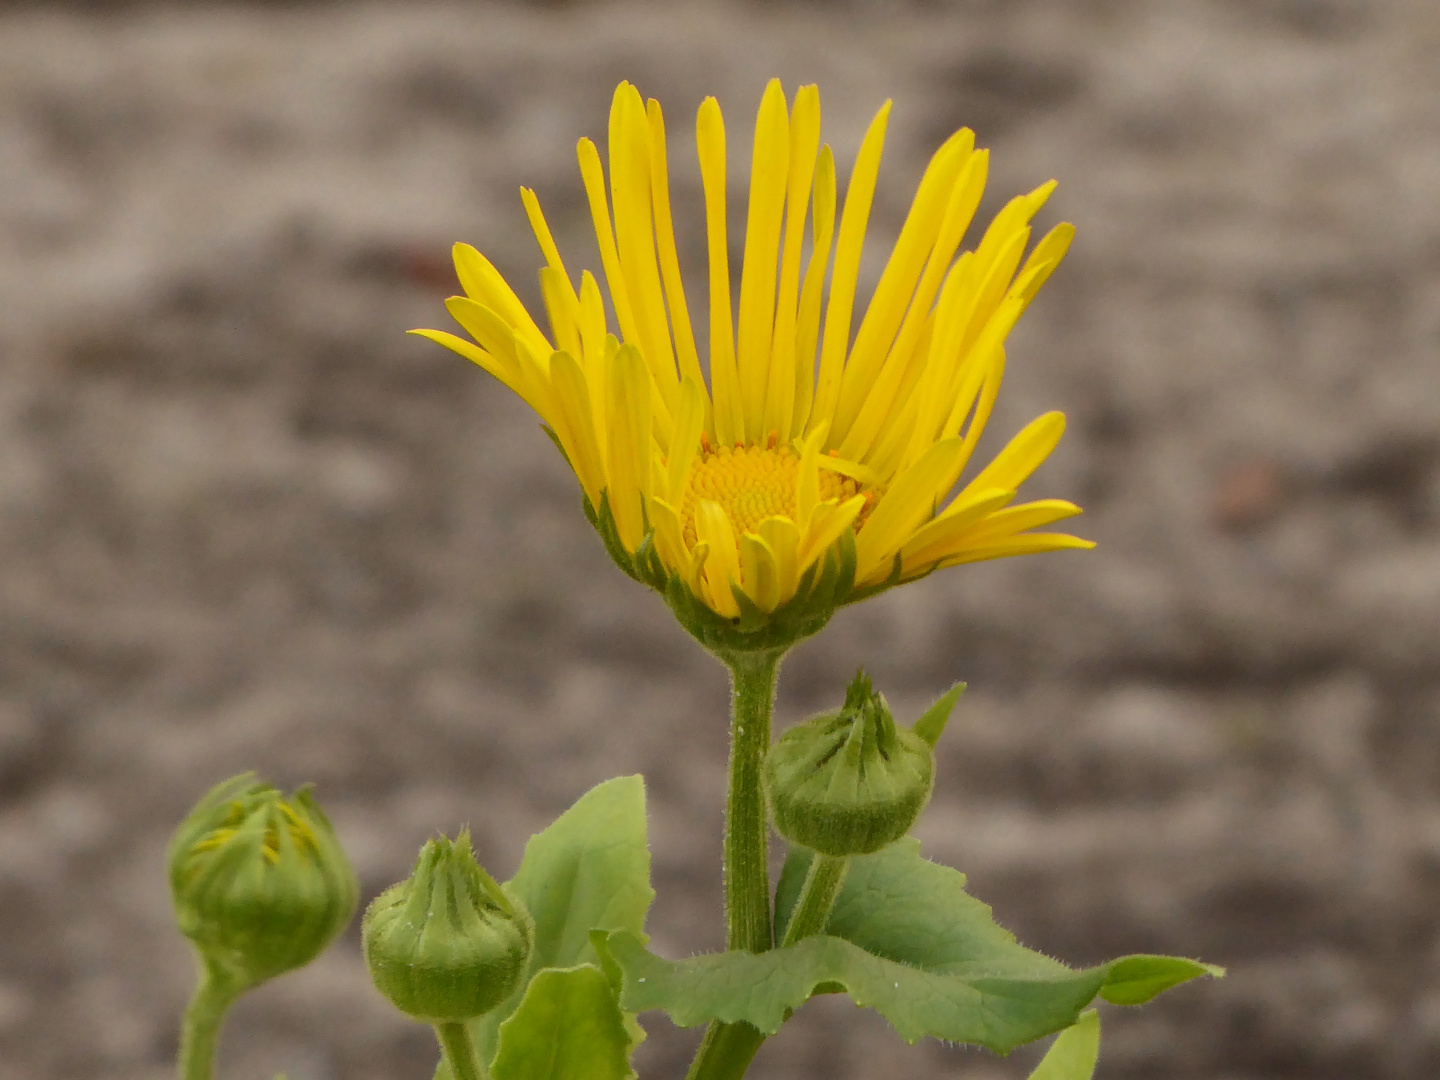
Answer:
[363, 830, 532, 1024]
[764, 671, 936, 857]
[169, 773, 359, 990]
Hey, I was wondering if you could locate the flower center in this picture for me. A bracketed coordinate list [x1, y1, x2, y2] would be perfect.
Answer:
[679, 441, 870, 548]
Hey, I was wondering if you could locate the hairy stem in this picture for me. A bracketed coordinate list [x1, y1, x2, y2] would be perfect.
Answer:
[435, 1021, 488, 1080]
[178, 964, 240, 1080]
[781, 854, 848, 947]
[685, 648, 783, 1080]
[722, 649, 780, 953]
[686, 1022, 768, 1080]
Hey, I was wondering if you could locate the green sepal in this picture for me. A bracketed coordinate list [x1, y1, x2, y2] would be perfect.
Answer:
[539, 424, 571, 474]
[604, 839, 1219, 1052]
[363, 830, 533, 1023]
[670, 528, 856, 656]
[843, 545, 933, 606]
[911, 682, 966, 749]
[491, 964, 639, 1080]
[456, 775, 654, 1071]
[581, 490, 859, 656]
[582, 491, 654, 589]
[1029, 1009, 1100, 1080]
[764, 672, 935, 857]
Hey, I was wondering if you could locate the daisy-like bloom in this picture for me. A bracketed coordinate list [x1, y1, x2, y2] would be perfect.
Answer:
[417, 80, 1092, 650]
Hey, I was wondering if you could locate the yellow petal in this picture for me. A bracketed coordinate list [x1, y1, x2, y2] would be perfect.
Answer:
[940, 298, 1024, 480]
[609, 83, 680, 412]
[838, 141, 986, 462]
[539, 265, 582, 360]
[956, 499, 1084, 546]
[576, 271, 608, 368]
[576, 136, 639, 348]
[893, 257, 973, 472]
[798, 494, 866, 571]
[697, 96, 743, 447]
[445, 296, 519, 362]
[683, 540, 710, 596]
[950, 178, 1056, 354]
[792, 144, 835, 435]
[605, 343, 654, 552]
[935, 532, 1094, 569]
[648, 495, 688, 574]
[854, 438, 967, 584]
[971, 181, 1056, 273]
[756, 516, 802, 606]
[646, 97, 707, 394]
[835, 312, 933, 464]
[900, 486, 1016, 569]
[442, 298, 557, 420]
[832, 127, 972, 448]
[576, 276, 611, 462]
[452, 243, 551, 359]
[409, 329, 524, 400]
[811, 101, 891, 439]
[815, 452, 879, 488]
[795, 424, 826, 536]
[764, 83, 821, 443]
[544, 349, 606, 505]
[696, 500, 741, 617]
[520, 187, 579, 310]
[858, 315, 937, 480]
[736, 78, 791, 438]
[667, 377, 706, 507]
[739, 530, 781, 613]
[1010, 221, 1074, 306]
[963, 411, 1067, 496]
[941, 328, 1009, 453]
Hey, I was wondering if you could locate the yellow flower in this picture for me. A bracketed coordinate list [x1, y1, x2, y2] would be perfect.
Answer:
[416, 80, 1092, 644]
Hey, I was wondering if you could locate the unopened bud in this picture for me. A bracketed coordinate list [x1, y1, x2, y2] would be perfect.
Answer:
[363, 830, 532, 1024]
[169, 774, 358, 990]
[764, 672, 936, 857]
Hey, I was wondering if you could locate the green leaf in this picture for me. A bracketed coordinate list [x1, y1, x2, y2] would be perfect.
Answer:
[911, 682, 965, 749]
[606, 930, 1107, 1052]
[461, 776, 653, 1071]
[1028, 1009, 1099, 1080]
[614, 840, 1218, 1053]
[491, 965, 637, 1080]
[778, 839, 1057, 977]
[1099, 954, 1224, 1006]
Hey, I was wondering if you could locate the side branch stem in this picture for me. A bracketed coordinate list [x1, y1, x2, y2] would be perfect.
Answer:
[436, 1021, 488, 1080]
[781, 854, 848, 947]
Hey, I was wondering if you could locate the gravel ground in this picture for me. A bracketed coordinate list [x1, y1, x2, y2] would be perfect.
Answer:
[1, 1, 1439, 1078]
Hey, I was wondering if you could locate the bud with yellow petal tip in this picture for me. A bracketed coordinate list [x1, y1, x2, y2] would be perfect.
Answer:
[170, 773, 359, 992]
[363, 830, 532, 1024]
[764, 672, 939, 858]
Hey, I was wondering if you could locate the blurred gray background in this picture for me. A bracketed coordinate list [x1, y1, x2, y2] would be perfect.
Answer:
[1, 0, 1438, 1077]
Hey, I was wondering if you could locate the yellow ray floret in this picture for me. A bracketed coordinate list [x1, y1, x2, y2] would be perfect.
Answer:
[416, 79, 1092, 620]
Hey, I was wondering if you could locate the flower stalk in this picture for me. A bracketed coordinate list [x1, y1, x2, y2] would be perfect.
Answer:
[780, 854, 848, 947]
[684, 648, 784, 1080]
[177, 963, 240, 1080]
[436, 1021, 488, 1080]
[720, 649, 782, 954]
